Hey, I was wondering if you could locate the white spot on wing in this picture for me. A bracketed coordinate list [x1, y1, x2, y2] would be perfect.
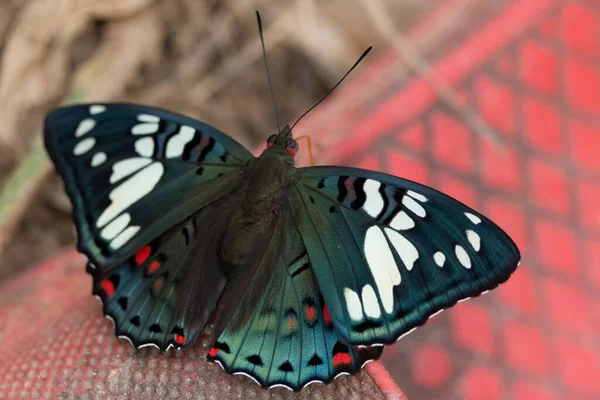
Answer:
[97, 162, 164, 228]
[100, 213, 131, 240]
[455, 245, 471, 269]
[465, 212, 481, 224]
[73, 137, 96, 155]
[361, 284, 381, 318]
[389, 211, 415, 230]
[362, 179, 384, 218]
[364, 226, 401, 314]
[110, 158, 152, 184]
[433, 251, 446, 267]
[138, 114, 160, 123]
[75, 118, 96, 137]
[110, 225, 140, 249]
[135, 137, 154, 157]
[402, 195, 426, 218]
[132, 123, 159, 135]
[89, 105, 106, 115]
[91, 152, 107, 167]
[166, 125, 195, 158]
[407, 190, 428, 202]
[385, 228, 419, 271]
[344, 288, 363, 321]
[466, 229, 481, 252]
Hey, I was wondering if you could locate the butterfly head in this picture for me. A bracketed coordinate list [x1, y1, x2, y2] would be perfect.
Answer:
[265, 125, 298, 157]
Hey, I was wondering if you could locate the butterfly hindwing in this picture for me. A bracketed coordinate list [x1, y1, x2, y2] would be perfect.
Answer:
[208, 209, 382, 390]
[292, 166, 520, 345]
[44, 103, 252, 268]
[90, 206, 226, 350]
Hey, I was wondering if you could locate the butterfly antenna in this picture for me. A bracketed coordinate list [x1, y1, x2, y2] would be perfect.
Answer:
[290, 46, 372, 131]
[256, 11, 282, 133]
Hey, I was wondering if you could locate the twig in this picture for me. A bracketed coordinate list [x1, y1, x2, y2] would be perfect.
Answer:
[361, 0, 504, 150]
[0, 150, 52, 261]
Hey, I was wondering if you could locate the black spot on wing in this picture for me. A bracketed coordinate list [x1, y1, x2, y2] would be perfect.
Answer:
[332, 341, 349, 355]
[307, 354, 323, 366]
[214, 341, 231, 354]
[351, 178, 367, 209]
[117, 297, 128, 310]
[247, 355, 264, 366]
[278, 361, 294, 372]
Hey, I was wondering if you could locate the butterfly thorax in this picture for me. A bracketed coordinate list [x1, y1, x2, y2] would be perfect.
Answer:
[240, 146, 297, 212]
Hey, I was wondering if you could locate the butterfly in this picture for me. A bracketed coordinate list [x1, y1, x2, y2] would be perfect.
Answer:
[43, 13, 520, 393]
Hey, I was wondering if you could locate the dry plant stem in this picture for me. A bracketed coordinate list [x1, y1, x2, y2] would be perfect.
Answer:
[0, 151, 52, 263]
[361, 0, 504, 150]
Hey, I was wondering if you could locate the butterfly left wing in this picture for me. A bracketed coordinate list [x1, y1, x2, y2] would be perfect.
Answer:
[209, 208, 382, 390]
[44, 103, 253, 268]
[89, 203, 227, 350]
[292, 166, 520, 346]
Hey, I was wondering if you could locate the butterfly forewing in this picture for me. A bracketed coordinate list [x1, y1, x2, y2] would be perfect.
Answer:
[44, 103, 253, 268]
[293, 166, 520, 345]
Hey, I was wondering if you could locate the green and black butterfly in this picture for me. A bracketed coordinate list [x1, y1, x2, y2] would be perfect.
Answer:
[44, 12, 519, 392]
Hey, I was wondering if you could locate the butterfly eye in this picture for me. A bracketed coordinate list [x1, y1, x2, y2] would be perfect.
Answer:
[285, 139, 298, 156]
[266, 134, 276, 148]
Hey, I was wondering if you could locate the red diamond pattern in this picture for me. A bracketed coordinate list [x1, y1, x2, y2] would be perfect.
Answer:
[348, 1, 600, 398]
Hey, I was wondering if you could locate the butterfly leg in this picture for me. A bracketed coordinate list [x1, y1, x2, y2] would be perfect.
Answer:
[295, 135, 314, 166]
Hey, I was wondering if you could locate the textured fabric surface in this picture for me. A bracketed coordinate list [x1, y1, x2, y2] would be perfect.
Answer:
[0, 250, 406, 399]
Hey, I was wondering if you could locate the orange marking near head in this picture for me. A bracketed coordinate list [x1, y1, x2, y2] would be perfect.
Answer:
[323, 306, 332, 323]
[148, 261, 160, 273]
[101, 280, 115, 296]
[295, 135, 314, 166]
[175, 334, 185, 345]
[306, 306, 315, 321]
[333, 353, 352, 366]
[135, 245, 151, 265]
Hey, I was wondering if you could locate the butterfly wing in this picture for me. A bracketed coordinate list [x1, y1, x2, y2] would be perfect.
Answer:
[292, 166, 520, 345]
[90, 204, 227, 350]
[209, 208, 382, 390]
[44, 103, 253, 268]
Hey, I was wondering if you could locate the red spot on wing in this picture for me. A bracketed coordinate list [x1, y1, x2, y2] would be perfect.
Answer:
[135, 245, 151, 265]
[324, 306, 332, 323]
[286, 148, 296, 157]
[333, 353, 352, 366]
[288, 317, 295, 331]
[153, 278, 164, 290]
[148, 261, 160, 273]
[175, 334, 186, 345]
[208, 347, 219, 357]
[306, 306, 316, 321]
[101, 280, 115, 297]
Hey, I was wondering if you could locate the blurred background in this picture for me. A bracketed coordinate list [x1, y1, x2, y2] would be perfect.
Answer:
[1, 0, 599, 399]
